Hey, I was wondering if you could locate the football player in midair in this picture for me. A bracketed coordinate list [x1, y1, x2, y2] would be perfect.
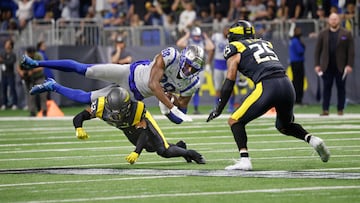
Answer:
[22, 45, 205, 124]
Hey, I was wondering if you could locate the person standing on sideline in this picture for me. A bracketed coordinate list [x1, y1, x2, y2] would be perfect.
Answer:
[207, 20, 330, 170]
[0, 39, 18, 110]
[17, 47, 47, 117]
[37, 40, 54, 100]
[289, 26, 305, 105]
[314, 12, 354, 116]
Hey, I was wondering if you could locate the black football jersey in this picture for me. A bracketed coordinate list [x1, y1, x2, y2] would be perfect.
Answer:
[223, 39, 285, 83]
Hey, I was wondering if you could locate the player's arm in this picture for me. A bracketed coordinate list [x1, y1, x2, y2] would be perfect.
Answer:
[207, 44, 240, 122]
[176, 31, 190, 49]
[126, 119, 148, 164]
[148, 54, 174, 110]
[72, 107, 94, 140]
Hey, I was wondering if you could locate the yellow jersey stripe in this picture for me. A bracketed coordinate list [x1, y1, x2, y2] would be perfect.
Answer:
[231, 82, 263, 120]
[96, 97, 105, 118]
[231, 41, 246, 53]
[145, 111, 170, 149]
[132, 102, 145, 126]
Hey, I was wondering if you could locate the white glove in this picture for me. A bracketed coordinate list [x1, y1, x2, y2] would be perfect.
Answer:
[159, 101, 170, 115]
[170, 106, 192, 122]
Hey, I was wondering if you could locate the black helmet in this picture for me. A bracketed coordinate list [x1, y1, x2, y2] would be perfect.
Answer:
[227, 20, 255, 42]
[105, 87, 131, 120]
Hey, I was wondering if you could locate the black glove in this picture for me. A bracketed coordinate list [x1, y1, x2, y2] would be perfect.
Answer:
[206, 109, 221, 122]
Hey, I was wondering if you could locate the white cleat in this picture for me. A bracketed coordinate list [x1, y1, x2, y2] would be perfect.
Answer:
[225, 157, 253, 170]
[309, 136, 330, 162]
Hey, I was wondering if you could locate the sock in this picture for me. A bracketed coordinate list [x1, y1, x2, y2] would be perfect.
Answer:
[304, 134, 312, 143]
[193, 89, 199, 110]
[240, 150, 249, 158]
[54, 84, 91, 104]
[38, 60, 92, 75]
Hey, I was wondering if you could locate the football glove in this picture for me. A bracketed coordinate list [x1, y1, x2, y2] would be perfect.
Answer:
[159, 101, 170, 115]
[206, 109, 221, 122]
[170, 106, 192, 122]
[75, 127, 89, 140]
[126, 152, 139, 164]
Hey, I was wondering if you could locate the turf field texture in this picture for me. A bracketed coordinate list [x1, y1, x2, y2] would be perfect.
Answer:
[0, 113, 359, 203]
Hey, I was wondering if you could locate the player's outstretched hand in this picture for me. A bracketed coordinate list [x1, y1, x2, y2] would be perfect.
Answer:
[75, 127, 89, 140]
[170, 106, 192, 122]
[126, 152, 139, 164]
[207, 110, 220, 122]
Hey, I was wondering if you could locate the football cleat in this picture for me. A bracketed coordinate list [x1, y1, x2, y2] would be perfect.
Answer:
[225, 157, 252, 170]
[20, 55, 39, 70]
[309, 136, 330, 162]
[30, 78, 56, 95]
[188, 150, 206, 164]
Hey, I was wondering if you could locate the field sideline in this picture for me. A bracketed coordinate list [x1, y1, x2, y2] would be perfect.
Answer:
[0, 113, 359, 202]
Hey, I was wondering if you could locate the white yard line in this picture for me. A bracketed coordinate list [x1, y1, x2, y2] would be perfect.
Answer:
[17, 185, 360, 203]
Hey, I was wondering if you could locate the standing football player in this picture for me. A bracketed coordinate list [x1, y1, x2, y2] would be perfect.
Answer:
[207, 20, 330, 170]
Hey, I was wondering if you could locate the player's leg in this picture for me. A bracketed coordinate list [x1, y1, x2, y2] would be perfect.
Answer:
[21, 55, 92, 75]
[274, 77, 330, 162]
[30, 78, 115, 104]
[144, 112, 205, 164]
[225, 81, 273, 170]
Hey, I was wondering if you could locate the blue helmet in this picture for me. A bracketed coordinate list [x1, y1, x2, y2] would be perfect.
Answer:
[179, 45, 205, 79]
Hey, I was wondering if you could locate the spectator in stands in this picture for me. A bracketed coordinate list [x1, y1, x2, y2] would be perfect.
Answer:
[16, 0, 35, 30]
[60, 0, 80, 20]
[284, 0, 304, 20]
[17, 46, 47, 116]
[314, 13, 354, 116]
[246, 0, 267, 21]
[33, 0, 46, 20]
[177, 0, 196, 34]
[227, 0, 249, 22]
[176, 26, 214, 114]
[289, 26, 305, 105]
[342, 1, 356, 31]
[127, 0, 152, 22]
[111, 35, 132, 64]
[0, 39, 18, 110]
[103, 2, 122, 27]
[194, 0, 215, 18]
[144, 1, 162, 25]
[0, 9, 19, 31]
[213, 0, 230, 22]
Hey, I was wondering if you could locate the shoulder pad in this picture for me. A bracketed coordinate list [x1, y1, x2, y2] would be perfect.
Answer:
[161, 47, 178, 66]
[223, 42, 246, 60]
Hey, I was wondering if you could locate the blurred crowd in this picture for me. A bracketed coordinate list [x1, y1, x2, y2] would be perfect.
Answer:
[0, 0, 357, 34]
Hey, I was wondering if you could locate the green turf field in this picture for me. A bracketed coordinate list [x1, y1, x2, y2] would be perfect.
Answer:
[0, 109, 359, 202]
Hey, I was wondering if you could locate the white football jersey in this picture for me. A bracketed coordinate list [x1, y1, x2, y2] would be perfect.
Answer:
[133, 47, 200, 99]
[211, 32, 228, 60]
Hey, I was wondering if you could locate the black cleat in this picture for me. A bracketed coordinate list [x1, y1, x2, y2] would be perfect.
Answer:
[188, 150, 206, 164]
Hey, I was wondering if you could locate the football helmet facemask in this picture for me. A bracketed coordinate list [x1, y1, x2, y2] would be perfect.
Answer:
[179, 45, 205, 79]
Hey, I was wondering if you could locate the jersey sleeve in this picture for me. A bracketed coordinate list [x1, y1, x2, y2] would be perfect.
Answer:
[160, 47, 178, 67]
[223, 42, 246, 60]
